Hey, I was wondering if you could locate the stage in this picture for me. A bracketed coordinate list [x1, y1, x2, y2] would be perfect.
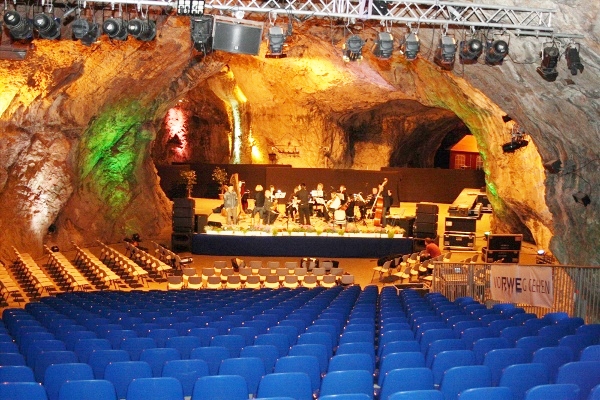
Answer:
[192, 233, 414, 258]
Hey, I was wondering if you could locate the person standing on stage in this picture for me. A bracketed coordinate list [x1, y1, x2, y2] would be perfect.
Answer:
[339, 185, 348, 208]
[251, 185, 265, 226]
[262, 190, 277, 225]
[296, 183, 311, 226]
[223, 185, 239, 225]
[381, 189, 393, 227]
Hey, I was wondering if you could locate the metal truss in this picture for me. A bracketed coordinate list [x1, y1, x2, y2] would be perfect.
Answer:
[200, 0, 556, 33]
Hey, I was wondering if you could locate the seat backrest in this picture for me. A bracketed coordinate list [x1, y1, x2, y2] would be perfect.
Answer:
[581, 344, 600, 362]
[0, 365, 35, 383]
[531, 346, 574, 382]
[472, 337, 511, 364]
[254, 333, 291, 358]
[380, 367, 434, 400]
[162, 359, 209, 398]
[34, 351, 78, 382]
[431, 349, 476, 386]
[126, 377, 184, 400]
[87, 350, 130, 379]
[275, 355, 321, 393]
[43, 363, 94, 400]
[121, 337, 157, 361]
[165, 336, 202, 360]
[140, 347, 182, 377]
[289, 344, 329, 375]
[257, 372, 313, 400]
[319, 370, 374, 399]
[556, 361, 600, 400]
[219, 357, 266, 397]
[498, 363, 550, 400]
[440, 365, 492, 400]
[189, 346, 230, 375]
[193, 374, 249, 400]
[484, 348, 530, 386]
[0, 381, 50, 400]
[328, 353, 373, 375]
[103, 361, 152, 399]
[523, 383, 580, 400]
[58, 379, 117, 400]
[459, 387, 513, 400]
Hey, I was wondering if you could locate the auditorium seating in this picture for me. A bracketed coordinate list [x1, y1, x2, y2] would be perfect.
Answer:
[1, 285, 600, 400]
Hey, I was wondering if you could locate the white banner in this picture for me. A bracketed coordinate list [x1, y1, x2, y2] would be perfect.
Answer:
[490, 265, 554, 308]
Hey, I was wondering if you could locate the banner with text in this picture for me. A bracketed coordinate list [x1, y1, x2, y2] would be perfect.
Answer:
[490, 265, 553, 308]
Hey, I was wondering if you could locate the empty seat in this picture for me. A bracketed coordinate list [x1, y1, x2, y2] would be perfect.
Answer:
[377, 352, 425, 387]
[524, 383, 580, 400]
[161, 359, 209, 398]
[165, 336, 201, 360]
[288, 344, 329, 375]
[532, 346, 574, 382]
[140, 347, 181, 377]
[498, 363, 550, 400]
[388, 390, 443, 400]
[484, 348, 530, 386]
[439, 365, 492, 400]
[255, 333, 292, 357]
[239, 344, 279, 373]
[43, 363, 94, 400]
[472, 337, 511, 364]
[0, 381, 49, 400]
[126, 376, 184, 400]
[379, 367, 434, 400]
[319, 370, 374, 399]
[257, 372, 312, 400]
[120, 337, 157, 361]
[87, 350, 130, 379]
[189, 346, 230, 375]
[328, 353, 373, 375]
[58, 379, 117, 400]
[431, 349, 476, 387]
[219, 357, 265, 397]
[459, 387, 513, 400]
[34, 351, 78, 383]
[556, 361, 600, 400]
[0, 365, 34, 383]
[274, 355, 321, 395]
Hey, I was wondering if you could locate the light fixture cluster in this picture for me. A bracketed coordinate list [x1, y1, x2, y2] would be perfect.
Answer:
[537, 42, 584, 82]
[501, 122, 529, 154]
[342, 35, 365, 62]
[2, 9, 156, 43]
[435, 31, 508, 70]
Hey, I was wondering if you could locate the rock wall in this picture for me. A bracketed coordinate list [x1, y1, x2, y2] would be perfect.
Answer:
[0, 0, 599, 265]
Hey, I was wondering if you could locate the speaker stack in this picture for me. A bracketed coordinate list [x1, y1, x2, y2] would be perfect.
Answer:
[483, 234, 523, 263]
[413, 203, 439, 252]
[172, 198, 195, 252]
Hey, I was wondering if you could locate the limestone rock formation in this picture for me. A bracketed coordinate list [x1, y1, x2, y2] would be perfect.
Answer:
[0, 0, 598, 266]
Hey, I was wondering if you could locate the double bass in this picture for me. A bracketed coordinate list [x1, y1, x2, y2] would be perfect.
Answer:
[371, 178, 388, 227]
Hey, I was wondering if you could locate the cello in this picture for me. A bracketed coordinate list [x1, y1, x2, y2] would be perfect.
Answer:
[372, 178, 388, 227]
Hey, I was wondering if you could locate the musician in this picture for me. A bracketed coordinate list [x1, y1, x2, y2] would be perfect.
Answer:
[286, 185, 300, 221]
[323, 184, 346, 222]
[381, 189, 393, 227]
[262, 190, 278, 225]
[339, 185, 348, 208]
[296, 183, 311, 226]
[251, 184, 265, 226]
[223, 185, 239, 225]
[362, 187, 379, 219]
[310, 183, 326, 218]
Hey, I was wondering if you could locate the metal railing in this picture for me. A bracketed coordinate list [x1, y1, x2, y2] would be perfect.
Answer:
[432, 262, 600, 323]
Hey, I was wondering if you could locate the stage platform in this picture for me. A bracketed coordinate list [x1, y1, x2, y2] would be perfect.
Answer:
[192, 233, 414, 258]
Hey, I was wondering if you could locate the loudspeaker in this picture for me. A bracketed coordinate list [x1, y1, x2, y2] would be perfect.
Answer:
[444, 217, 477, 233]
[416, 203, 439, 214]
[173, 217, 194, 232]
[389, 217, 414, 237]
[487, 234, 523, 251]
[483, 248, 520, 263]
[213, 17, 263, 55]
[171, 232, 192, 252]
[415, 213, 438, 224]
[414, 221, 437, 234]
[173, 197, 195, 232]
[195, 214, 208, 233]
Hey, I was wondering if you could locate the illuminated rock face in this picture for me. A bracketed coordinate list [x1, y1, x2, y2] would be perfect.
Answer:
[0, 2, 598, 265]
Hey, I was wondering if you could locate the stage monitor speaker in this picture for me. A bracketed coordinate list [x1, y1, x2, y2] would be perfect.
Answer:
[212, 16, 263, 55]
[487, 234, 523, 251]
[416, 203, 439, 215]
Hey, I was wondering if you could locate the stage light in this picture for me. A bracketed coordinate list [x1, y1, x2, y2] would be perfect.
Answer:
[537, 249, 546, 256]
[372, 32, 394, 59]
[502, 115, 512, 123]
[190, 16, 213, 52]
[485, 39, 508, 65]
[573, 191, 591, 207]
[543, 159, 562, 174]
[402, 32, 420, 60]
[433, 35, 456, 71]
[127, 19, 156, 41]
[33, 13, 61, 40]
[72, 18, 99, 46]
[266, 26, 287, 58]
[342, 35, 364, 62]
[502, 138, 528, 153]
[565, 45, 584, 76]
[459, 38, 483, 64]
[103, 18, 128, 41]
[3, 11, 33, 40]
[536, 46, 559, 82]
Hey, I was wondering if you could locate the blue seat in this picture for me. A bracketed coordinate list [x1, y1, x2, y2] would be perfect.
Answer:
[43, 363, 93, 400]
[452, 320, 483, 336]
[319, 370, 374, 399]
[500, 326, 535, 345]
[377, 352, 425, 387]
[288, 344, 329, 375]
[523, 318, 552, 333]
[120, 337, 157, 361]
[559, 334, 597, 360]
[532, 346, 574, 382]
[589, 384, 600, 400]
[515, 336, 557, 358]
[105, 330, 137, 349]
[207, 321, 235, 336]
[538, 324, 573, 343]
[439, 365, 492, 400]
[27, 340, 66, 369]
[542, 312, 569, 323]
[576, 324, 600, 338]
[306, 325, 339, 348]
[162, 359, 209, 398]
[187, 328, 219, 347]
[190, 346, 230, 375]
[297, 333, 332, 358]
[58, 379, 117, 400]
[425, 339, 466, 368]
[239, 344, 279, 373]
[103, 361, 152, 399]
[379, 340, 421, 359]
[192, 374, 249, 400]
[339, 331, 374, 345]
[0, 342, 19, 354]
[524, 383, 580, 400]
[0, 381, 49, 400]
[276, 355, 321, 394]
[328, 353, 373, 374]
[219, 357, 265, 397]
[165, 336, 201, 360]
[0, 352, 26, 366]
[460, 387, 513, 400]
[472, 337, 511, 364]
[556, 361, 600, 400]
[267, 325, 299, 346]
[319, 395, 371, 400]
[419, 329, 455, 353]
[378, 331, 415, 356]
[484, 347, 530, 386]
[88, 349, 130, 379]
[0, 365, 34, 382]
[125, 377, 183, 400]
[257, 372, 313, 400]
[510, 313, 537, 325]
[139, 347, 181, 377]
[379, 367, 434, 400]
[34, 351, 78, 383]
[498, 363, 550, 400]
[581, 345, 600, 362]
[19, 332, 55, 355]
[147, 329, 179, 348]
[335, 342, 375, 371]
[228, 327, 259, 346]
[210, 335, 246, 358]
[431, 349, 476, 386]
[73, 338, 111, 364]
[388, 390, 444, 400]
[62, 331, 97, 351]
[460, 327, 495, 349]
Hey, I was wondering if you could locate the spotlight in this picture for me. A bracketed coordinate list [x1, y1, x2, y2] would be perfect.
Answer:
[434, 35, 456, 71]
[33, 13, 61, 40]
[127, 19, 156, 41]
[372, 32, 394, 59]
[3, 11, 33, 40]
[103, 18, 128, 41]
[190, 16, 213, 52]
[72, 18, 99, 46]
[565, 45, 584, 76]
[537, 249, 546, 256]
[501, 138, 528, 153]
[342, 35, 364, 62]
[459, 38, 483, 64]
[573, 191, 590, 207]
[266, 26, 287, 58]
[536, 46, 559, 82]
[502, 115, 512, 123]
[543, 159, 562, 174]
[485, 39, 508, 65]
[402, 32, 420, 60]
